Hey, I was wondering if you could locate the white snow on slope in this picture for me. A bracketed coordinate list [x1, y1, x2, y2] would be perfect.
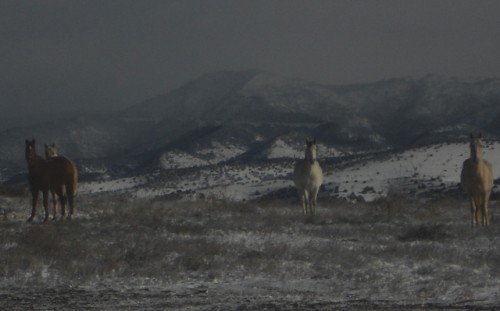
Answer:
[160, 143, 247, 169]
[327, 142, 500, 201]
[160, 151, 208, 169]
[267, 139, 341, 159]
[80, 142, 500, 203]
[78, 176, 148, 195]
[267, 139, 302, 159]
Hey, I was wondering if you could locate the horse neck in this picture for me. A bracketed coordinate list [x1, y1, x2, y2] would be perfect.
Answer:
[470, 143, 483, 163]
[27, 154, 46, 173]
[304, 150, 316, 165]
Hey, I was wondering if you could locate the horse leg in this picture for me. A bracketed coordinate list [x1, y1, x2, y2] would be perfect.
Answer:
[474, 196, 482, 227]
[486, 191, 491, 226]
[470, 197, 477, 227]
[304, 191, 311, 216]
[66, 183, 74, 219]
[51, 190, 57, 220]
[42, 190, 49, 223]
[299, 191, 306, 216]
[297, 189, 305, 216]
[60, 194, 68, 221]
[306, 190, 313, 217]
[28, 189, 39, 222]
[311, 187, 319, 217]
[55, 187, 66, 221]
[478, 195, 485, 227]
[482, 192, 491, 226]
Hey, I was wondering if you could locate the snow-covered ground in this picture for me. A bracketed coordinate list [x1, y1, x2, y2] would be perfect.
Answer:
[328, 141, 500, 201]
[2, 197, 500, 309]
[3, 141, 500, 309]
[78, 141, 500, 202]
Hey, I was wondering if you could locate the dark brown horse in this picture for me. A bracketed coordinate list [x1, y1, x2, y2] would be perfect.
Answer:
[25, 139, 78, 222]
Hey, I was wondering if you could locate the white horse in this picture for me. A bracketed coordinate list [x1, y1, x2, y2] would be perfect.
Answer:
[293, 139, 323, 217]
[460, 133, 493, 227]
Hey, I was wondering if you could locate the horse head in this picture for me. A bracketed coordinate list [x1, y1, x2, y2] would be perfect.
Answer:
[45, 143, 58, 159]
[305, 139, 318, 164]
[25, 139, 37, 162]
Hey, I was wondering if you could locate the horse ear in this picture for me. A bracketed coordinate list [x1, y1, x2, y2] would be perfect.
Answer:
[478, 132, 483, 139]
[470, 133, 474, 139]
[312, 138, 317, 144]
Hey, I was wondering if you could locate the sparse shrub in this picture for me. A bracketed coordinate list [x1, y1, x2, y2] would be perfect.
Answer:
[398, 224, 451, 242]
[0, 184, 26, 197]
[361, 186, 375, 194]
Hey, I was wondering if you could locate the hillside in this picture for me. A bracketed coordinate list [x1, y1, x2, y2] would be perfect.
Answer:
[2, 71, 500, 201]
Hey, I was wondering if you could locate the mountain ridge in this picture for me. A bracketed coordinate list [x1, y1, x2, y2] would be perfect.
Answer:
[2, 70, 500, 180]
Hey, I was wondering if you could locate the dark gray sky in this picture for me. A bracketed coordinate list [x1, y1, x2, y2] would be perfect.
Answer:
[2, 1, 500, 125]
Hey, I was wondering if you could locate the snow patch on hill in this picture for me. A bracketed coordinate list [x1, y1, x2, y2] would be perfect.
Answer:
[79, 176, 148, 195]
[160, 151, 209, 169]
[159, 143, 248, 169]
[267, 139, 302, 159]
[78, 141, 500, 203]
[327, 141, 500, 202]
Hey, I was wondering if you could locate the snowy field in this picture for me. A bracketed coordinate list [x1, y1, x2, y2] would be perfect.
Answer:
[1, 195, 500, 309]
[77, 142, 500, 203]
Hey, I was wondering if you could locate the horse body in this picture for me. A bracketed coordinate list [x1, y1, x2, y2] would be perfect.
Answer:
[293, 139, 323, 217]
[460, 133, 493, 227]
[46, 156, 78, 219]
[26, 140, 78, 222]
[44, 143, 59, 218]
[44, 143, 78, 219]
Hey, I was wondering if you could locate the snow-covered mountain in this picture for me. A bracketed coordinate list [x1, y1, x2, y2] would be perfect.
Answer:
[2, 70, 500, 201]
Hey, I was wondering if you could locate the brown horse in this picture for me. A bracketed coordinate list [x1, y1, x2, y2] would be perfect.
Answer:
[44, 143, 65, 220]
[25, 139, 78, 222]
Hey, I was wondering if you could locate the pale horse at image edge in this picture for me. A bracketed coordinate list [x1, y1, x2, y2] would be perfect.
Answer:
[461, 133, 493, 227]
[293, 139, 323, 217]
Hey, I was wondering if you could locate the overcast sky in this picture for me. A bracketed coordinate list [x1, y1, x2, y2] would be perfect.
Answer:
[2, 1, 500, 124]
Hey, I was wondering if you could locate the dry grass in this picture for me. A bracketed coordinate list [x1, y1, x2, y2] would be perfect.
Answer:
[1, 194, 500, 308]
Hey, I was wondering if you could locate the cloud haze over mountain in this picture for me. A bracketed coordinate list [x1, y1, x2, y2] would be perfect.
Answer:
[2, 1, 500, 127]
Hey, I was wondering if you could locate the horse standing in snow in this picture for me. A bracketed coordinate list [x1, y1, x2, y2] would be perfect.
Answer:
[293, 139, 323, 217]
[25, 139, 78, 222]
[460, 133, 493, 227]
[44, 143, 66, 220]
